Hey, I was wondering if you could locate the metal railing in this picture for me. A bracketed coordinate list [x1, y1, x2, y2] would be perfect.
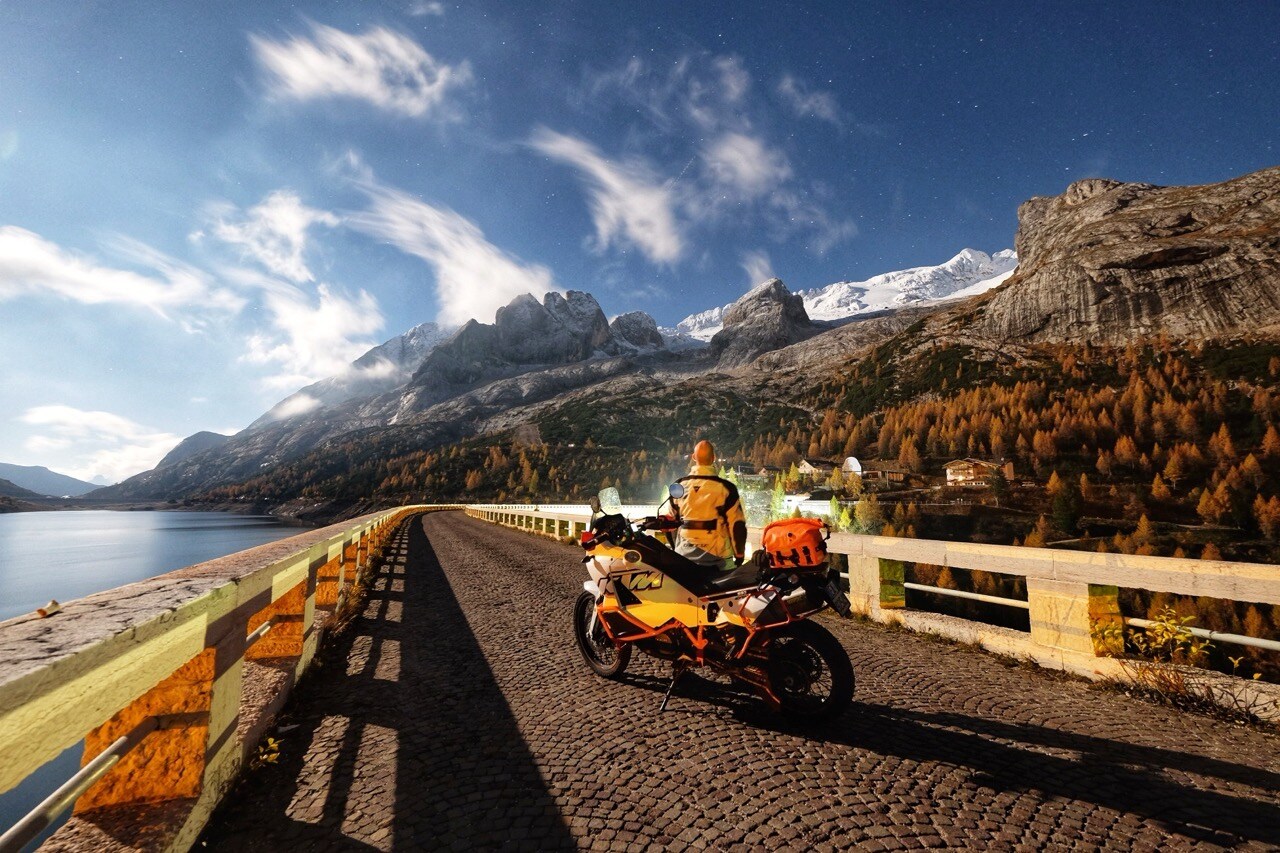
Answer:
[1123, 617, 1280, 654]
[903, 581, 1280, 652]
[0, 718, 159, 852]
[902, 581, 1030, 610]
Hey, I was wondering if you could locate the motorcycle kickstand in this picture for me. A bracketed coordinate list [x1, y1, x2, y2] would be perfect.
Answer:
[659, 662, 689, 712]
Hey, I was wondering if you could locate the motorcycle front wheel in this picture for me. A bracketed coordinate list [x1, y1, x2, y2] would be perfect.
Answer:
[765, 620, 854, 721]
[573, 591, 631, 678]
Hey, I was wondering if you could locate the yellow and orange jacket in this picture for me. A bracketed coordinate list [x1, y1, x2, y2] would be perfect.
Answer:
[672, 465, 748, 561]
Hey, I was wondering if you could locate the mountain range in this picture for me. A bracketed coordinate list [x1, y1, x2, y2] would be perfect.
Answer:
[0, 463, 100, 497]
[671, 247, 1018, 341]
[92, 165, 1280, 511]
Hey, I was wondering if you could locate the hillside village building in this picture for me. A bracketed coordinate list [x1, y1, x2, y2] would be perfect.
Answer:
[945, 458, 1015, 486]
[797, 459, 837, 478]
[861, 462, 909, 483]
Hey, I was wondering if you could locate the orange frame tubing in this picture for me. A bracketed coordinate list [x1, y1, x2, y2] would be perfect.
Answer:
[596, 604, 714, 663]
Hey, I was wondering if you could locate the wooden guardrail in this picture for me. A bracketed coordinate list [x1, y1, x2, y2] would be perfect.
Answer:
[465, 503, 1280, 718]
[0, 505, 459, 852]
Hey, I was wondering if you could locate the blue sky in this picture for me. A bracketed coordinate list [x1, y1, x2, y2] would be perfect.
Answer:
[1, 2, 1276, 483]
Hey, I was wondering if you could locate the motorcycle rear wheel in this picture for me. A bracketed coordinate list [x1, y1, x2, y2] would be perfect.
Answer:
[574, 591, 631, 678]
[766, 620, 854, 721]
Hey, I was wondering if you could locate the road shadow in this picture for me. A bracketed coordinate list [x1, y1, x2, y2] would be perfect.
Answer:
[616, 646, 1280, 847]
[201, 515, 575, 851]
[839, 703, 1280, 847]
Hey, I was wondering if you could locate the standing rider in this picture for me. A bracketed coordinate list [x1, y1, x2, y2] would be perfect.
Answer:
[671, 440, 748, 571]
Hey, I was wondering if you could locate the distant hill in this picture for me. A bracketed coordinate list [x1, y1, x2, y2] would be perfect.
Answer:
[0, 477, 42, 499]
[0, 463, 99, 497]
[157, 431, 231, 468]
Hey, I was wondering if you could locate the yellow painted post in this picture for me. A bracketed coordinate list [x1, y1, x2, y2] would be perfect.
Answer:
[297, 542, 327, 675]
[198, 618, 249, 830]
[845, 554, 880, 615]
[1026, 579, 1123, 656]
[358, 529, 368, 581]
[845, 555, 904, 613]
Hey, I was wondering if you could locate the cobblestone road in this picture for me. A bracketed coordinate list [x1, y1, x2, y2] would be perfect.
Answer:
[203, 511, 1280, 851]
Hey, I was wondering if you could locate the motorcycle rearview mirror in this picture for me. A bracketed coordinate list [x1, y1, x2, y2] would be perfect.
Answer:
[668, 483, 686, 500]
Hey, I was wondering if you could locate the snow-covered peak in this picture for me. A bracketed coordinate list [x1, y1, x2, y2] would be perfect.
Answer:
[799, 248, 1018, 321]
[673, 304, 729, 341]
[672, 248, 1017, 338]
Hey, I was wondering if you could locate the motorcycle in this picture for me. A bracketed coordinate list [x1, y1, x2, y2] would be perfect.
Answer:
[573, 486, 855, 720]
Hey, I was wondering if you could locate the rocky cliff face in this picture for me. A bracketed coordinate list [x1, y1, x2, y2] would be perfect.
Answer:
[609, 311, 665, 351]
[970, 166, 1280, 341]
[709, 279, 815, 367]
[406, 291, 654, 407]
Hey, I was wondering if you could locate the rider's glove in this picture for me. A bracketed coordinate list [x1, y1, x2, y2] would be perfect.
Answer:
[734, 555, 744, 567]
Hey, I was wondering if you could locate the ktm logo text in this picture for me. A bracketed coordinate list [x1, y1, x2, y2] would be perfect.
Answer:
[621, 571, 664, 591]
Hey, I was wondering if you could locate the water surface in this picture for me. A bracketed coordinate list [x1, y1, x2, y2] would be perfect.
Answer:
[0, 510, 301, 621]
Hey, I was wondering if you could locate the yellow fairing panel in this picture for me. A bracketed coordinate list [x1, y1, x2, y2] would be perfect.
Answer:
[609, 569, 747, 630]
[613, 568, 704, 628]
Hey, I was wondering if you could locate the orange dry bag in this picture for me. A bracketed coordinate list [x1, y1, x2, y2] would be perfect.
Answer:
[761, 517, 829, 571]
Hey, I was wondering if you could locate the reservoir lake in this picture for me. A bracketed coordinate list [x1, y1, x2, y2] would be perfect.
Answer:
[0, 510, 301, 621]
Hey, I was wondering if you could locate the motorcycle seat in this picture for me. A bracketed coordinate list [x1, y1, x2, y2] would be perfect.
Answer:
[629, 534, 738, 597]
[704, 560, 763, 593]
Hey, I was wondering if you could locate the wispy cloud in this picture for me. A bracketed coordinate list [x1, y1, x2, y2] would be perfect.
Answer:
[530, 127, 683, 264]
[777, 74, 843, 126]
[204, 190, 338, 283]
[346, 175, 558, 326]
[701, 132, 791, 201]
[228, 269, 385, 391]
[18, 405, 182, 484]
[740, 250, 775, 286]
[770, 190, 859, 255]
[0, 226, 243, 318]
[266, 393, 323, 421]
[713, 56, 750, 103]
[251, 22, 471, 118]
[407, 1, 445, 16]
[569, 55, 858, 259]
[581, 53, 752, 135]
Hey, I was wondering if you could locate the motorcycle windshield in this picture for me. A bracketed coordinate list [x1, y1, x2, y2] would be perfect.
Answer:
[598, 487, 623, 515]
